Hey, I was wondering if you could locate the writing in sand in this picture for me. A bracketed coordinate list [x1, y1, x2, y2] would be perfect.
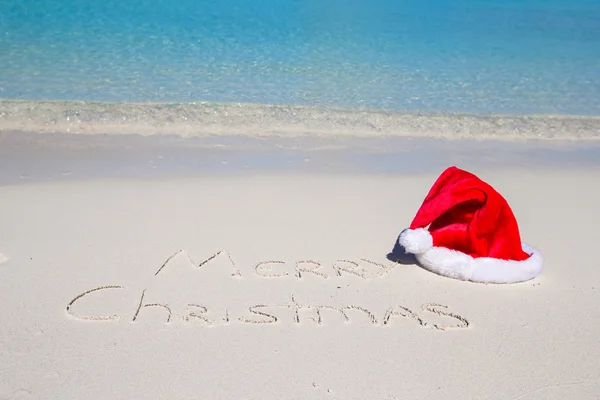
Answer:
[65, 249, 470, 331]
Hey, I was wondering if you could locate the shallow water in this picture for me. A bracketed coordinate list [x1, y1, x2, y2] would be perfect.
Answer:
[2, 0, 600, 115]
[2, 100, 599, 141]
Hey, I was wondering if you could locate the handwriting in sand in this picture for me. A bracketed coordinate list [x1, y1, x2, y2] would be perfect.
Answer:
[66, 249, 470, 331]
[153, 249, 396, 280]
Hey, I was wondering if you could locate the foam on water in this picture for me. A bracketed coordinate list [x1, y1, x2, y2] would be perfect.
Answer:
[2, 100, 600, 141]
[1, 0, 600, 116]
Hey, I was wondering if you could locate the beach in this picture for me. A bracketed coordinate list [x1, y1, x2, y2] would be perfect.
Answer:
[1, 118, 600, 399]
[3, 0, 600, 396]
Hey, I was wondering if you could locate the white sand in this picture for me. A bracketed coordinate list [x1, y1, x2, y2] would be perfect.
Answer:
[1, 167, 600, 399]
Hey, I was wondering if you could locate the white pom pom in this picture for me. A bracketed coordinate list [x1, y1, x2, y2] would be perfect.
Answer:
[398, 228, 433, 255]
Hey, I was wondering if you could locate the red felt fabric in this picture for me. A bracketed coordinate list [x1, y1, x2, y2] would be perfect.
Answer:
[409, 166, 530, 261]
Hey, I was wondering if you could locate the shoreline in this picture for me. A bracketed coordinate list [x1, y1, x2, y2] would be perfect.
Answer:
[2, 98, 600, 142]
[2, 129, 600, 187]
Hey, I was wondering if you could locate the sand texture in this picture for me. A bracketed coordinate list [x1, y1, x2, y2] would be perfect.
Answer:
[1, 163, 600, 399]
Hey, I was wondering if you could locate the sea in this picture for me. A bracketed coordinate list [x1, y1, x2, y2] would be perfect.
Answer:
[2, 0, 600, 115]
[2, 0, 600, 182]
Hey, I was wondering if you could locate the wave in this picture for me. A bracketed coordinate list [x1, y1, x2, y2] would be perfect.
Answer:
[1, 99, 599, 141]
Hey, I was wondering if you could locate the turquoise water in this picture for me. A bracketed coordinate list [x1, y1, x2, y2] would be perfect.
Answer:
[1, 0, 600, 115]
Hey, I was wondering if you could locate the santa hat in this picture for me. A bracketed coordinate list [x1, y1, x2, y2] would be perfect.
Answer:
[398, 166, 543, 284]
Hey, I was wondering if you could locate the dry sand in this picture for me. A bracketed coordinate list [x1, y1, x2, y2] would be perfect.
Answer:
[1, 130, 600, 400]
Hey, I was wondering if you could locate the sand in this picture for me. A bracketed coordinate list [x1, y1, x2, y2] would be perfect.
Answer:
[1, 129, 600, 399]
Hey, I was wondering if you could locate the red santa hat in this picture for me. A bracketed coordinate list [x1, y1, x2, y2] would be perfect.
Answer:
[398, 166, 543, 284]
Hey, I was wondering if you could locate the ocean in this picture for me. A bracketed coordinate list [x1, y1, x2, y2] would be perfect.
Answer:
[2, 0, 600, 116]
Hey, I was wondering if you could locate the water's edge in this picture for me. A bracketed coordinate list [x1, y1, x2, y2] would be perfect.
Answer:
[2, 129, 600, 187]
[2, 99, 599, 141]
